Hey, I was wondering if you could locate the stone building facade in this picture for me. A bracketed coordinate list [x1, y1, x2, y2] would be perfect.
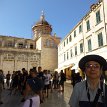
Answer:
[0, 12, 60, 74]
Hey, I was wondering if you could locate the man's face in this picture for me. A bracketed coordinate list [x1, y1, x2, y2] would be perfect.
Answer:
[38, 67, 42, 72]
[85, 61, 101, 79]
[31, 72, 36, 77]
[0, 71, 2, 75]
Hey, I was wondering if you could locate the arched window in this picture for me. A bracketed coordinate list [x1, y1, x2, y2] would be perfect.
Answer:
[46, 39, 50, 47]
[50, 40, 54, 47]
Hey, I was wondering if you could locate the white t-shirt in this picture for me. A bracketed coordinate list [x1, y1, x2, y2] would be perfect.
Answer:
[44, 74, 51, 85]
[23, 95, 40, 107]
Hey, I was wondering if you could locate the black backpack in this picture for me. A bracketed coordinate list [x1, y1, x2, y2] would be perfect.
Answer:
[105, 84, 107, 107]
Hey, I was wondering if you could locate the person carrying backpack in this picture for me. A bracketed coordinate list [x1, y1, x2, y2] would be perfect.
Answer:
[22, 77, 43, 107]
[59, 70, 66, 92]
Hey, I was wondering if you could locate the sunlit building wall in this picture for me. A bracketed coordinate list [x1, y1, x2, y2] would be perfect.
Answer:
[58, 0, 107, 78]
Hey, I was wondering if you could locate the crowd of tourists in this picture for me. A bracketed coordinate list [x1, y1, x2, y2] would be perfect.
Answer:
[0, 66, 66, 107]
[1, 54, 107, 107]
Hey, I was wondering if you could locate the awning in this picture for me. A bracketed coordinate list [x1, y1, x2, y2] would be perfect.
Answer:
[71, 63, 78, 70]
[55, 63, 74, 73]
[63, 63, 74, 69]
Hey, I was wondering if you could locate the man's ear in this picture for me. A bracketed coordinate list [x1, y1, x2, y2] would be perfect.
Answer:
[100, 67, 105, 77]
[100, 67, 103, 74]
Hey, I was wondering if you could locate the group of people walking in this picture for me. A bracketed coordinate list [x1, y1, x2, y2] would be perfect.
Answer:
[0, 66, 66, 107]
[0, 54, 107, 107]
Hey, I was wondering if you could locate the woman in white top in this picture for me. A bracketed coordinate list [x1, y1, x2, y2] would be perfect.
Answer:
[43, 70, 51, 98]
[23, 77, 43, 107]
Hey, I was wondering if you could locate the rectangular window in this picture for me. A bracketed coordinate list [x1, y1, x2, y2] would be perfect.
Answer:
[96, 10, 101, 24]
[8, 41, 13, 47]
[33, 56, 37, 61]
[80, 43, 83, 53]
[74, 30, 76, 37]
[86, 20, 90, 31]
[70, 49, 73, 58]
[75, 46, 77, 55]
[18, 43, 23, 48]
[69, 35, 72, 42]
[30, 44, 34, 49]
[64, 42, 65, 47]
[79, 25, 82, 33]
[98, 32, 103, 47]
[67, 51, 69, 60]
[88, 39, 92, 51]
[64, 53, 66, 61]
[8, 54, 14, 60]
[67, 38, 68, 44]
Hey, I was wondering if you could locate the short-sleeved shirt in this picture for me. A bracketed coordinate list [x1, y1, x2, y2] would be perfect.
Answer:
[23, 96, 40, 107]
[44, 74, 51, 85]
[69, 80, 105, 107]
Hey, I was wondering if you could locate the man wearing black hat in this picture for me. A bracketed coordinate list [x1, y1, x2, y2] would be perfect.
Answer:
[69, 54, 107, 107]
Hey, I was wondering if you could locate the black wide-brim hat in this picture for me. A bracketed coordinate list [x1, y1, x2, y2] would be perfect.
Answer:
[79, 54, 107, 72]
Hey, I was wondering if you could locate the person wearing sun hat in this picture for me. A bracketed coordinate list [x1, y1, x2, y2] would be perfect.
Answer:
[22, 77, 43, 107]
[69, 54, 107, 107]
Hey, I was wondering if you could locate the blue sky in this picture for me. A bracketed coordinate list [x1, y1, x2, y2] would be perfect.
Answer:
[0, 0, 97, 40]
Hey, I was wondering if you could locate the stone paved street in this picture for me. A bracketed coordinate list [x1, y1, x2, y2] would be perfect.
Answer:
[0, 81, 73, 107]
[41, 82, 72, 107]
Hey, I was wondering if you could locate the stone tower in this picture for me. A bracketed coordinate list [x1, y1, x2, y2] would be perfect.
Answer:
[32, 12, 60, 71]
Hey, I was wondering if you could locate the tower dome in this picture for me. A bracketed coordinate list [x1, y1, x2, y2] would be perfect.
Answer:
[32, 11, 52, 40]
[35, 11, 50, 26]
